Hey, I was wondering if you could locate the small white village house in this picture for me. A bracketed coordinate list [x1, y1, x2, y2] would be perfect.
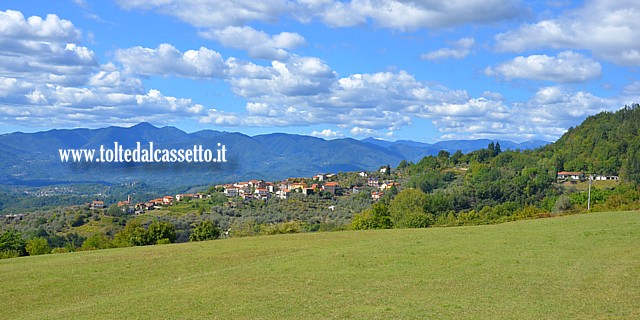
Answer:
[557, 171, 585, 181]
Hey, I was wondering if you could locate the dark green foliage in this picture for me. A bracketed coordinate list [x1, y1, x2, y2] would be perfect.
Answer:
[407, 171, 454, 194]
[388, 188, 433, 228]
[544, 103, 640, 178]
[625, 141, 640, 186]
[351, 203, 392, 230]
[147, 220, 177, 244]
[190, 220, 220, 241]
[80, 234, 113, 251]
[107, 204, 127, 217]
[114, 221, 151, 247]
[397, 159, 409, 170]
[0, 229, 27, 258]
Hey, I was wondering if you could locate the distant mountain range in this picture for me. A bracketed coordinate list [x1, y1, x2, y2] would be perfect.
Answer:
[0, 123, 548, 187]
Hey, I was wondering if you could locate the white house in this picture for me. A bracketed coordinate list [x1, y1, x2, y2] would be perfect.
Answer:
[224, 187, 239, 197]
[254, 188, 269, 200]
[594, 175, 619, 181]
[557, 171, 585, 181]
[276, 189, 291, 200]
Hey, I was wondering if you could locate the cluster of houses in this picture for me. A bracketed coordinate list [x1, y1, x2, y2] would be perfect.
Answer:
[556, 171, 619, 182]
[85, 170, 623, 215]
[86, 171, 402, 215]
[90, 194, 209, 214]
[220, 174, 342, 201]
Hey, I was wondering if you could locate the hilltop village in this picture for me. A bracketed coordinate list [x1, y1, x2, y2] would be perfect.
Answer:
[92, 167, 400, 214]
[88, 167, 623, 216]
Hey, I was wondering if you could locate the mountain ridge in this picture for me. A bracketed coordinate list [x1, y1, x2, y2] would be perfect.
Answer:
[0, 123, 548, 187]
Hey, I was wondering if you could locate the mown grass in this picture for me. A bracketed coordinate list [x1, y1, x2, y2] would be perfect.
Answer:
[1, 210, 639, 319]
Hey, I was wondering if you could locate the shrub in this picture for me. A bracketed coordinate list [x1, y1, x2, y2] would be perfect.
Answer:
[190, 220, 220, 241]
[26, 237, 50, 256]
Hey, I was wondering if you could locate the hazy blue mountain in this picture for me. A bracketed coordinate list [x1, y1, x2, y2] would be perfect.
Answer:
[0, 123, 548, 187]
[361, 137, 548, 162]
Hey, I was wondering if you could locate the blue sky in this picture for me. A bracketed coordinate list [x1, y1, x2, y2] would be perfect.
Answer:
[0, 0, 638, 142]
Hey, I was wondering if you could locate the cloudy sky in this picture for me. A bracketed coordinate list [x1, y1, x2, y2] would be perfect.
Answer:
[1, 1, 639, 142]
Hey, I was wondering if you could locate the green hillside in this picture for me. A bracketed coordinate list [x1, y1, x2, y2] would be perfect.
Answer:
[542, 103, 640, 181]
[1, 210, 638, 319]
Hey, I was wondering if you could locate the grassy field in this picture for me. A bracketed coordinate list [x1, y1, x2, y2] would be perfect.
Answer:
[1, 211, 639, 319]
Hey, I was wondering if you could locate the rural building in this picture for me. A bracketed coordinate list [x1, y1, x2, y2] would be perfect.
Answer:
[557, 171, 585, 181]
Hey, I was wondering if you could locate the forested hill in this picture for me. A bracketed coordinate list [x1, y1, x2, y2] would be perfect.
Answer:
[540, 103, 640, 183]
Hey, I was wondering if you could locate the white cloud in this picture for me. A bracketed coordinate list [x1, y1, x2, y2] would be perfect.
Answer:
[117, 0, 290, 28]
[485, 51, 602, 83]
[0, 10, 81, 42]
[117, 0, 527, 31]
[431, 85, 629, 141]
[115, 44, 227, 78]
[0, 11, 98, 88]
[314, 0, 526, 31]
[0, 11, 211, 129]
[3, 9, 638, 142]
[228, 56, 336, 98]
[422, 38, 475, 61]
[350, 127, 377, 136]
[200, 26, 305, 61]
[310, 128, 344, 139]
[495, 0, 640, 66]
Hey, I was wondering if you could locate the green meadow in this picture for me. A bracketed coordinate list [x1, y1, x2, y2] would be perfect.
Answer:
[1, 211, 639, 319]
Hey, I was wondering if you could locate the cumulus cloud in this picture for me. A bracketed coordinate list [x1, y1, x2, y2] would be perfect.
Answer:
[495, 0, 640, 66]
[350, 127, 377, 136]
[421, 38, 475, 61]
[200, 26, 305, 61]
[228, 56, 336, 98]
[3, 8, 637, 142]
[485, 51, 602, 83]
[115, 44, 227, 78]
[114, 1, 526, 63]
[0, 11, 209, 129]
[310, 128, 344, 139]
[0, 10, 81, 42]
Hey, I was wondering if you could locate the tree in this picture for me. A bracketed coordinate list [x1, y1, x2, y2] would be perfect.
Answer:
[26, 237, 50, 255]
[107, 204, 125, 217]
[80, 234, 113, 251]
[494, 142, 502, 156]
[113, 221, 150, 247]
[397, 160, 409, 170]
[0, 229, 27, 258]
[351, 203, 392, 230]
[147, 220, 177, 244]
[625, 141, 640, 185]
[190, 220, 220, 241]
[451, 150, 464, 165]
[388, 188, 433, 228]
[437, 150, 450, 166]
[553, 195, 572, 213]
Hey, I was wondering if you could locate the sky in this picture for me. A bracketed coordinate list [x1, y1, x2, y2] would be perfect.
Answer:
[0, 0, 639, 142]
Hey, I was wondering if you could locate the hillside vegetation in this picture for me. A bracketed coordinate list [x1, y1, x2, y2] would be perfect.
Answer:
[542, 103, 640, 179]
[2, 104, 640, 257]
[1, 210, 638, 319]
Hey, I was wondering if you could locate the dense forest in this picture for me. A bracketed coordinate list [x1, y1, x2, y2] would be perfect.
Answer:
[2, 104, 640, 258]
